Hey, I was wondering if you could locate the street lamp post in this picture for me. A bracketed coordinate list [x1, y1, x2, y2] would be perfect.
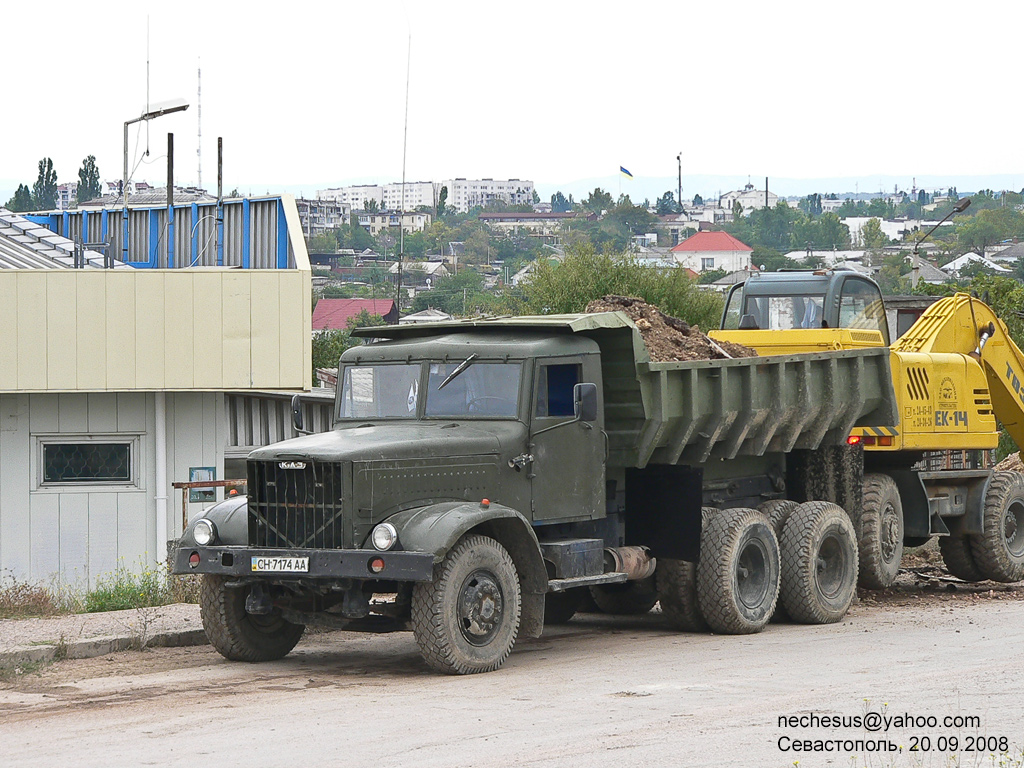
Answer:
[911, 197, 971, 289]
[123, 98, 189, 263]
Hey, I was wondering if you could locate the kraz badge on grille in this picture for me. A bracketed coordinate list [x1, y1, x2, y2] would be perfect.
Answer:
[251, 556, 309, 573]
[278, 461, 307, 470]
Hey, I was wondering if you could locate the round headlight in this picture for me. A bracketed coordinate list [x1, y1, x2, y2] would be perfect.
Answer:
[193, 519, 217, 546]
[371, 523, 398, 551]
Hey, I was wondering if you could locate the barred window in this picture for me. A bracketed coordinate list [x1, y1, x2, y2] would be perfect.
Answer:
[42, 442, 132, 484]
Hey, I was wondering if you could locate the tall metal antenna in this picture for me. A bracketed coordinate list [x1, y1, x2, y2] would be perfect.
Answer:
[397, 33, 411, 309]
[145, 16, 150, 155]
[197, 59, 202, 189]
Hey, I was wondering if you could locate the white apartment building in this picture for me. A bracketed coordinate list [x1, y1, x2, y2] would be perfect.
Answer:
[318, 178, 535, 214]
[444, 178, 534, 212]
[296, 198, 352, 238]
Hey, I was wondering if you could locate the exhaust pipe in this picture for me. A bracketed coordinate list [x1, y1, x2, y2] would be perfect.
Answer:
[604, 546, 656, 581]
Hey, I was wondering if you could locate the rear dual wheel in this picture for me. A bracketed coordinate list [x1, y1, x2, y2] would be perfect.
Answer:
[697, 508, 780, 634]
[779, 502, 858, 624]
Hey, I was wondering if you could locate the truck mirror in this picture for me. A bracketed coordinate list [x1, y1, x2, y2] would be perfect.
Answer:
[291, 394, 305, 433]
[574, 383, 598, 423]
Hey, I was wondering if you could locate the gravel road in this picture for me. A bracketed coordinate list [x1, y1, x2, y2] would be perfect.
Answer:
[2, 593, 1023, 768]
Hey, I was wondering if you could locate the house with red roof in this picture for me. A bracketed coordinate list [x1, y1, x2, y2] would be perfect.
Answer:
[669, 231, 753, 273]
[312, 298, 399, 331]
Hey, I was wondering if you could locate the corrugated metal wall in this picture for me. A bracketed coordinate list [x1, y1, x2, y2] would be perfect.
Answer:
[34, 196, 306, 271]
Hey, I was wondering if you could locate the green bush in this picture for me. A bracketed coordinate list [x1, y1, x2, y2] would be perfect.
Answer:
[84, 563, 172, 613]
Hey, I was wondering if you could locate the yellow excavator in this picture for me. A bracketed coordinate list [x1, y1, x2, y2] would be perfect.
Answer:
[711, 269, 1024, 589]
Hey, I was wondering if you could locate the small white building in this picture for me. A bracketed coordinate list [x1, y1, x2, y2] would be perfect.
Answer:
[941, 252, 1010, 276]
[720, 183, 778, 216]
[0, 199, 315, 587]
[670, 231, 753, 273]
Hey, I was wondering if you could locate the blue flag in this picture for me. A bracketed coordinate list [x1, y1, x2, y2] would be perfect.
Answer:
[620, 166, 633, 178]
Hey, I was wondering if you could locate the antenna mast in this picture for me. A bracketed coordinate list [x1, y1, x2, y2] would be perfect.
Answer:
[197, 59, 202, 190]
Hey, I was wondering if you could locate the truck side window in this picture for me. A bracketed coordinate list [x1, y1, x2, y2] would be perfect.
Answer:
[536, 364, 580, 418]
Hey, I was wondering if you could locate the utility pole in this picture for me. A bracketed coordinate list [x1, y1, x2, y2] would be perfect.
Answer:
[677, 152, 682, 212]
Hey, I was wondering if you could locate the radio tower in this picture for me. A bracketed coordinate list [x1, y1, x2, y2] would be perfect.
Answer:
[197, 60, 202, 190]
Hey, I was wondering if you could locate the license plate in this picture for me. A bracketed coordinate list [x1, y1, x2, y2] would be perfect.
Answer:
[251, 556, 309, 573]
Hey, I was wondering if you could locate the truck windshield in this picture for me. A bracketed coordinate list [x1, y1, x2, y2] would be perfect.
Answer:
[339, 364, 421, 419]
[426, 362, 521, 418]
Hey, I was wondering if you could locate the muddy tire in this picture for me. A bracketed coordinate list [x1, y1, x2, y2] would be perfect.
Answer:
[199, 575, 305, 662]
[544, 589, 583, 625]
[589, 578, 658, 615]
[858, 473, 904, 589]
[759, 499, 798, 538]
[696, 508, 780, 634]
[656, 558, 707, 632]
[412, 534, 521, 674]
[939, 536, 985, 582]
[969, 472, 1024, 583]
[779, 502, 858, 624]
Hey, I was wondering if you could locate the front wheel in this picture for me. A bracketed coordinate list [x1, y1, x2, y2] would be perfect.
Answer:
[412, 534, 521, 675]
[199, 575, 305, 662]
[970, 472, 1024, 583]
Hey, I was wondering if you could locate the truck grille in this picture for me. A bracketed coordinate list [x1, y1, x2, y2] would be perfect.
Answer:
[247, 460, 345, 549]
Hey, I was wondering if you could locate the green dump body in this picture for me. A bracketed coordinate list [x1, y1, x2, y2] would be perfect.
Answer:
[355, 311, 898, 470]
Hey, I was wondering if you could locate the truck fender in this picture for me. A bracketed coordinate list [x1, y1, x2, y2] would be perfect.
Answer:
[179, 495, 249, 547]
[384, 501, 548, 639]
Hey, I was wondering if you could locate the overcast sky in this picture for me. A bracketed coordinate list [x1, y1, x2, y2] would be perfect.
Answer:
[2, 0, 1020, 202]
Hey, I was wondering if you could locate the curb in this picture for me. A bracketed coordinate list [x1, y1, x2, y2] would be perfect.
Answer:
[0, 628, 209, 669]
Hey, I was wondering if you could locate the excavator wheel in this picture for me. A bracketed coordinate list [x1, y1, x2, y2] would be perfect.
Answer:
[857, 474, 904, 589]
[970, 472, 1024, 583]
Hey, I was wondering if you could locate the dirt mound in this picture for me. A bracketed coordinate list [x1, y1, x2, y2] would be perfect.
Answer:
[995, 452, 1024, 472]
[585, 295, 758, 362]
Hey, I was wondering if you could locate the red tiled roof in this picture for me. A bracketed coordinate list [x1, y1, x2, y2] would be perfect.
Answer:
[670, 231, 752, 252]
[312, 298, 396, 331]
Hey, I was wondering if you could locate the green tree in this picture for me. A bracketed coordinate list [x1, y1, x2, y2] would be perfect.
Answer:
[551, 191, 572, 213]
[582, 188, 614, 215]
[4, 183, 33, 212]
[799, 193, 822, 217]
[860, 218, 888, 249]
[410, 268, 489, 316]
[76, 155, 101, 204]
[32, 157, 58, 211]
[692, 193, 704, 206]
[518, 243, 723, 330]
[306, 232, 337, 253]
[363, 198, 380, 213]
[656, 191, 681, 215]
[531, 189, 540, 204]
[436, 185, 448, 218]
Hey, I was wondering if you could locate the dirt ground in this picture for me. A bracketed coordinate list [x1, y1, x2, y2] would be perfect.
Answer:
[586, 295, 757, 362]
[3, 593, 1024, 768]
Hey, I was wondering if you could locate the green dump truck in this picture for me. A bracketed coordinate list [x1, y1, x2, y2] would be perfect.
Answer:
[172, 311, 897, 674]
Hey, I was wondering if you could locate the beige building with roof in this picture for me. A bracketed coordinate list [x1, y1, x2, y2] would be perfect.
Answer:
[0, 199, 320, 587]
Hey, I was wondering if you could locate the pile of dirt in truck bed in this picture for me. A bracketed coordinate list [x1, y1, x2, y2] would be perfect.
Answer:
[995, 452, 1024, 472]
[585, 295, 758, 362]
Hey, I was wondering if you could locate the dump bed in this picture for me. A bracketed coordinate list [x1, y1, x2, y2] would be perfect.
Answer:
[355, 311, 898, 469]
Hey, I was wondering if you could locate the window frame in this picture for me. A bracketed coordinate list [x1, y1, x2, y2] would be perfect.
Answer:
[35, 434, 142, 490]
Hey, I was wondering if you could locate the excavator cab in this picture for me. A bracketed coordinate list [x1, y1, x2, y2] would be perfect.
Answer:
[712, 269, 890, 353]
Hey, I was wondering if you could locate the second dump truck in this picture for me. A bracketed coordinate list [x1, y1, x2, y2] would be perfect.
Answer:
[173, 311, 896, 674]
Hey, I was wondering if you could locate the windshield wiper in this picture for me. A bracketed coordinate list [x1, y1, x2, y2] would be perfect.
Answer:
[437, 353, 478, 390]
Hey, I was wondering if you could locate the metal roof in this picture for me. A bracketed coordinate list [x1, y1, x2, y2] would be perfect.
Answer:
[0, 209, 124, 269]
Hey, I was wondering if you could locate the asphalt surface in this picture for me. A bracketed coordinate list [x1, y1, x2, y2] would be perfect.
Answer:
[2, 597, 1023, 767]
